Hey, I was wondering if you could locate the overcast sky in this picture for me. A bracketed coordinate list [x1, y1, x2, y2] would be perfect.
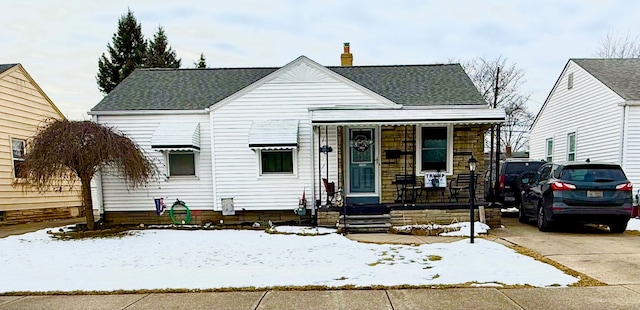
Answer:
[3, 0, 640, 120]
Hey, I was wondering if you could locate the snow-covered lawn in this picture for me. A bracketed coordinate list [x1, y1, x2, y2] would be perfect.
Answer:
[628, 217, 640, 231]
[0, 222, 583, 293]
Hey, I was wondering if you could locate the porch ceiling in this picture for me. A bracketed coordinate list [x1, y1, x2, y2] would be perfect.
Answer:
[310, 106, 505, 126]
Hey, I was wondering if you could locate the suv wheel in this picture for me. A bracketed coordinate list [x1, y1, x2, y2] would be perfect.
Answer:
[537, 205, 552, 232]
[518, 202, 528, 223]
[608, 220, 628, 233]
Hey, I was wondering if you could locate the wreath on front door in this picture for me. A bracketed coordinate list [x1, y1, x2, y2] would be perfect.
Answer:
[350, 134, 374, 152]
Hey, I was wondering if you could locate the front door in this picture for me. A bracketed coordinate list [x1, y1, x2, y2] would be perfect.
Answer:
[348, 128, 377, 202]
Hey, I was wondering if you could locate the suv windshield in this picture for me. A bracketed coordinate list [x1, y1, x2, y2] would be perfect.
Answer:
[559, 165, 627, 182]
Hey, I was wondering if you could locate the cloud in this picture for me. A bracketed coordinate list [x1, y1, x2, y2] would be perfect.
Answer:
[4, 0, 640, 121]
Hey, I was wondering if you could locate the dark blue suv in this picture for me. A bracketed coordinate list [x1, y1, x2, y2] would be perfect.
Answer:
[520, 161, 633, 233]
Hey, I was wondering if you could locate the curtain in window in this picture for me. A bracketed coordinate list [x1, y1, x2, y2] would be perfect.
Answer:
[421, 127, 447, 171]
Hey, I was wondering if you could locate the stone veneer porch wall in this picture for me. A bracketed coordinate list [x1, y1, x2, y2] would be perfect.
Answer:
[315, 208, 501, 228]
[378, 125, 489, 203]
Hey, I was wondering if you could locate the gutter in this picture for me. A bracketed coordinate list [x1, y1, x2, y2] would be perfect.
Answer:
[88, 109, 209, 116]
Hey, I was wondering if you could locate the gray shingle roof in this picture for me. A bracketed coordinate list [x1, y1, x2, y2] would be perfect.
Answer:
[91, 60, 486, 111]
[92, 67, 278, 111]
[0, 63, 17, 75]
[328, 64, 485, 106]
[572, 58, 640, 101]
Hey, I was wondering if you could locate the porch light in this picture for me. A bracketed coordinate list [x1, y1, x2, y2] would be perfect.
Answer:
[468, 155, 477, 244]
[468, 155, 477, 172]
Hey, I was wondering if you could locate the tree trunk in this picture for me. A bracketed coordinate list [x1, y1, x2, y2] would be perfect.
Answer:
[80, 176, 95, 230]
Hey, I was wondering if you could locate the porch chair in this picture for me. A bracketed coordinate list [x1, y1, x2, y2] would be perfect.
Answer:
[322, 178, 336, 206]
[394, 174, 423, 204]
[448, 173, 479, 203]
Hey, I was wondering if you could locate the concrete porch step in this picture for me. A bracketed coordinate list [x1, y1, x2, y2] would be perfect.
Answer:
[338, 214, 391, 233]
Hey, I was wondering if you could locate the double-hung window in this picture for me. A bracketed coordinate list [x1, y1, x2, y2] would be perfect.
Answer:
[260, 150, 294, 174]
[546, 138, 553, 162]
[168, 152, 196, 177]
[11, 139, 25, 178]
[567, 133, 576, 161]
[419, 126, 451, 173]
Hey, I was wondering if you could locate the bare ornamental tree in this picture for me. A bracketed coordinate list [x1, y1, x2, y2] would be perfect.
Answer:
[596, 31, 640, 58]
[462, 56, 534, 152]
[16, 119, 157, 230]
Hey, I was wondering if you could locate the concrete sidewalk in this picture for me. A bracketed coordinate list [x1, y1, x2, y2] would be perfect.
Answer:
[2, 286, 639, 309]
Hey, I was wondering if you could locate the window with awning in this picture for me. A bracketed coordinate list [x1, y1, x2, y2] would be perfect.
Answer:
[151, 122, 200, 151]
[248, 119, 299, 150]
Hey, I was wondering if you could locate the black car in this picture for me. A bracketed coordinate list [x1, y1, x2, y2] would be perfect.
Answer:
[484, 159, 546, 209]
[520, 161, 633, 233]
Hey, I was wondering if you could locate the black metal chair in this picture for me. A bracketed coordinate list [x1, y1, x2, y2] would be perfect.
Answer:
[394, 174, 423, 204]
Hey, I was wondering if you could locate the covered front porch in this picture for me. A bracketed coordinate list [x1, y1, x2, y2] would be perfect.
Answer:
[309, 106, 505, 230]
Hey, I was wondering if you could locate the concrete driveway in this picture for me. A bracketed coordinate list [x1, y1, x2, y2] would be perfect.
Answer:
[491, 217, 640, 285]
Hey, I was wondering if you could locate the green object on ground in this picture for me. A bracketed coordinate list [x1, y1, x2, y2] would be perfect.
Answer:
[169, 200, 191, 224]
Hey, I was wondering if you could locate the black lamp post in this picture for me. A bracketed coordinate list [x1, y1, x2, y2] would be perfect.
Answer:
[468, 155, 478, 244]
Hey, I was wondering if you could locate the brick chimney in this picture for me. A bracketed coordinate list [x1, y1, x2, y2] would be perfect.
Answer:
[506, 145, 512, 157]
[341, 42, 353, 66]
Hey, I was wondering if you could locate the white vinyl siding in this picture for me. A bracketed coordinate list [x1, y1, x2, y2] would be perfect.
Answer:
[530, 61, 624, 164]
[212, 60, 389, 211]
[622, 106, 640, 190]
[95, 113, 213, 211]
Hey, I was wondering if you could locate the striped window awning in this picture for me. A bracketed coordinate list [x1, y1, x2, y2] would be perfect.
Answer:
[249, 119, 299, 150]
[151, 122, 200, 151]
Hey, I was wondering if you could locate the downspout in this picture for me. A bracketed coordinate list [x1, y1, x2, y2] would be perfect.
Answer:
[619, 103, 628, 166]
[209, 109, 217, 211]
[91, 114, 105, 220]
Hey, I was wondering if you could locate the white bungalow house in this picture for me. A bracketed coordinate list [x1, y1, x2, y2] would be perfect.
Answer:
[530, 58, 640, 191]
[89, 45, 505, 228]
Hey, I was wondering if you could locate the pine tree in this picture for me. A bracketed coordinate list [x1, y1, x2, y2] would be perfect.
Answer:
[195, 53, 207, 68]
[145, 26, 181, 68]
[96, 9, 146, 94]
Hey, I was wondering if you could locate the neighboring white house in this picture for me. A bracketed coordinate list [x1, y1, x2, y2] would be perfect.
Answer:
[89, 46, 505, 226]
[530, 58, 640, 188]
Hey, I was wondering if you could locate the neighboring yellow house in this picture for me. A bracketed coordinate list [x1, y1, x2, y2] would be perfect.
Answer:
[0, 63, 82, 225]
